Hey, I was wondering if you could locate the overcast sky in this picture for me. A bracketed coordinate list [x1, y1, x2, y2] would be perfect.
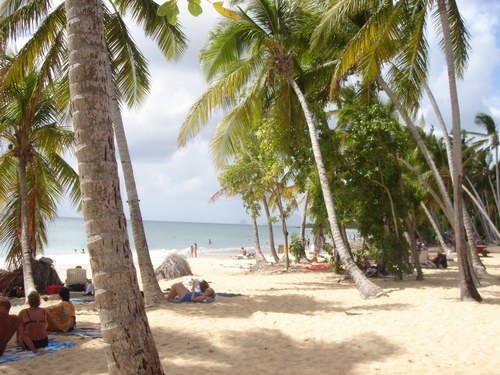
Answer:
[58, 0, 500, 226]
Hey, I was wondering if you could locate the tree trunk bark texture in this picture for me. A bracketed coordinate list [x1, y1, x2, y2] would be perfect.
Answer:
[19, 158, 36, 300]
[65, 1, 164, 373]
[437, 0, 481, 301]
[106, 61, 164, 307]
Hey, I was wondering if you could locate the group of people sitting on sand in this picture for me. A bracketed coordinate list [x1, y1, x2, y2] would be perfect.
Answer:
[0, 287, 76, 356]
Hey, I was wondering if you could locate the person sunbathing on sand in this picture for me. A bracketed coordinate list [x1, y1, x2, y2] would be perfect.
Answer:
[166, 279, 215, 302]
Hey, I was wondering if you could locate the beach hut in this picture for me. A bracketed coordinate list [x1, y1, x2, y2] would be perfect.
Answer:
[0, 258, 61, 297]
[155, 253, 192, 281]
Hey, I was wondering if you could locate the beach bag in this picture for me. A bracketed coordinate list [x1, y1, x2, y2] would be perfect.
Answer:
[46, 283, 63, 295]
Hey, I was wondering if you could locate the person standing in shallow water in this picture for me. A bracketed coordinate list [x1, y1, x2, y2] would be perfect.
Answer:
[194, 243, 198, 258]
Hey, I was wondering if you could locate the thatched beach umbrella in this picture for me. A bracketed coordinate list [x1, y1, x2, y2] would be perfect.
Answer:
[154, 253, 192, 281]
[0, 258, 61, 297]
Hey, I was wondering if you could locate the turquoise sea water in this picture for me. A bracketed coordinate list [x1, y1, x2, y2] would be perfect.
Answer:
[0, 217, 359, 269]
[1, 216, 313, 259]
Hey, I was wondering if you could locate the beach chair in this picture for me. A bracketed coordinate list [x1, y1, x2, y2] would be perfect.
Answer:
[65, 267, 87, 291]
[476, 245, 490, 257]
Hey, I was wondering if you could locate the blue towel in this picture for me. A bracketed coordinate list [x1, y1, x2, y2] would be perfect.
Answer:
[71, 297, 94, 303]
[216, 292, 242, 297]
[49, 327, 102, 339]
[0, 338, 76, 364]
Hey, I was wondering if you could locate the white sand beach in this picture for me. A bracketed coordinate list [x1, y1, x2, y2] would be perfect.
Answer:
[2, 248, 500, 375]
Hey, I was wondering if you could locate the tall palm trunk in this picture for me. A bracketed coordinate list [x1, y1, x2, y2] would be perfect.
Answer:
[251, 215, 267, 262]
[274, 188, 290, 269]
[437, 0, 480, 301]
[423, 81, 485, 274]
[405, 210, 422, 280]
[65, 1, 163, 373]
[496, 145, 499, 208]
[288, 75, 384, 299]
[263, 196, 279, 262]
[299, 188, 310, 260]
[106, 62, 164, 307]
[18, 158, 36, 299]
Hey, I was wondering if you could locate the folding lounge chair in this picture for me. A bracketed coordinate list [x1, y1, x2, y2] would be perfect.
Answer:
[65, 268, 87, 291]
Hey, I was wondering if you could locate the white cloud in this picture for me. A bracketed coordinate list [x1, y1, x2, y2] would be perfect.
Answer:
[422, 0, 500, 133]
[59, 0, 500, 227]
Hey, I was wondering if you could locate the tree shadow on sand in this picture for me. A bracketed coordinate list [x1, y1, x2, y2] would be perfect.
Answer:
[152, 326, 400, 375]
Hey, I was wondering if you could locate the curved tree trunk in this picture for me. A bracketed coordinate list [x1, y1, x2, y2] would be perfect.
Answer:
[437, 0, 481, 301]
[463, 185, 500, 240]
[18, 159, 36, 300]
[263, 196, 279, 262]
[420, 202, 447, 251]
[106, 61, 164, 307]
[378, 76, 454, 220]
[405, 210, 423, 280]
[299, 188, 310, 261]
[288, 76, 384, 299]
[463, 209, 486, 277]
[251, 215, 267, 263]
[65, 1, 163, 373]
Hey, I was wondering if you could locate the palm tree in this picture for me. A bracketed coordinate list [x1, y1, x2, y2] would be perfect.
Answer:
[64, 0, 162, 372]
[473, 113, 499, 214]
[179, 0, 384, 299]
[0, 0, 187, 306]
[0, 68, 78, 298]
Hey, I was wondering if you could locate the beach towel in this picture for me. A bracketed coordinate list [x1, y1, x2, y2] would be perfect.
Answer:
[301, 263, 329, 271]
[71, 297, 95, 303]
[0, 339, 75, 364]
[216, 292, 242, 297]
[49, 327, 102, 339]
[165, 294, 215, 303]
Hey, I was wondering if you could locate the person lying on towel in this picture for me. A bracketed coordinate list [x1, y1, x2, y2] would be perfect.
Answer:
[166, 279, 215, 302]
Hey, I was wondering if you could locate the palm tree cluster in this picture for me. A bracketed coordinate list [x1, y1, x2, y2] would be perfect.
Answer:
[180, 0, 497, 302]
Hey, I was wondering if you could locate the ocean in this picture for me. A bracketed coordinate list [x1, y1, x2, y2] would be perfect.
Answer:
[0, 217, 311, 262]
[0, 217, 361, 271]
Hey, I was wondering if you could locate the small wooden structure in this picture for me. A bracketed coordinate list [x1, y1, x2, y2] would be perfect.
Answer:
[154, 253, 192, 281]
[0, 258, 62, 297]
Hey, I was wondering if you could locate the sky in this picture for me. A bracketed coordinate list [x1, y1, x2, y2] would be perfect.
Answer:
[57, 0, 500, 226]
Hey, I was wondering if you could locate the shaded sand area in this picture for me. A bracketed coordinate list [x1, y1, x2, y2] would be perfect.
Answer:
[2, 249, 500, 375]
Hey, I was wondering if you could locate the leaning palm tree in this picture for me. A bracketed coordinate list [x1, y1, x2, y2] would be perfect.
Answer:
[179, 0, 384, 299]
[63, 0, 163, 372]
[472, 113, 499, 212]
[0, 68, 79, 298]
[0, 0, 187, 306]
[313, 0, 480, 301]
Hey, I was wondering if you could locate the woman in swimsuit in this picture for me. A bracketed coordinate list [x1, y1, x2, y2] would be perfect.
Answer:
[18, 291, 48, 352]
[166, 279, 215, 302]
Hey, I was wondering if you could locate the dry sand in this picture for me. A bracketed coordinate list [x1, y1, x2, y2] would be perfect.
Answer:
[2, 248, 500, 375]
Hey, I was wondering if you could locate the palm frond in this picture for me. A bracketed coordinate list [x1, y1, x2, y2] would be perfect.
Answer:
[114, 0, 188, 60]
